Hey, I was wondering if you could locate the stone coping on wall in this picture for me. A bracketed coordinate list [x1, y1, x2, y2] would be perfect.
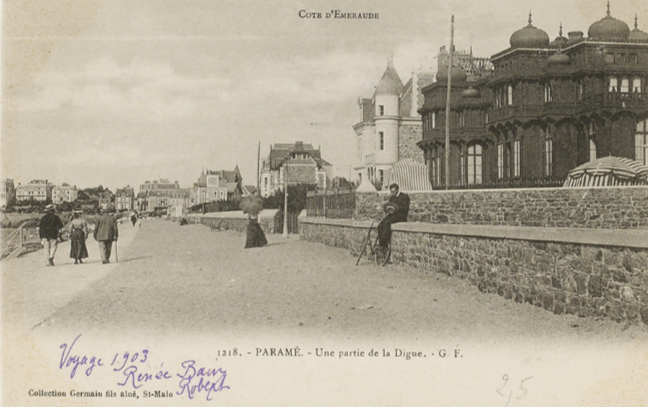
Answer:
[300, 217, 648, 249]
[362, 185, 648, 195]
[185, 209, 279, 220]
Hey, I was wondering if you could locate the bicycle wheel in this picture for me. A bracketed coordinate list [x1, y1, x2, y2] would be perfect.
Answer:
[381, 245, 392, 266]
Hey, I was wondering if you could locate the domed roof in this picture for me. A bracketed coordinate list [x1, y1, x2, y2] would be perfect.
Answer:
[629, 14, 648, 41]
[436, 65, 468, 84]
[548, 50, 571, 65]
[550, 23, 569, 48]
[375, 57, 404, 95]
[588, 3, 630, 41]
[510, 12, 550, 48]
[462, 86, 480, 98]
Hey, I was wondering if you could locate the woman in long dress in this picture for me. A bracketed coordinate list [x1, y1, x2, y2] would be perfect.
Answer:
[67, 210, 89, 264]
[244, 213, 267, 249]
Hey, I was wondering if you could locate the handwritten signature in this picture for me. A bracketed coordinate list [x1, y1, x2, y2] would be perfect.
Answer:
[58, 334, 230, 400]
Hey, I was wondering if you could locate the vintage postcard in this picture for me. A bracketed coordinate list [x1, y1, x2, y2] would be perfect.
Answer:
[2, 0, 647, 406]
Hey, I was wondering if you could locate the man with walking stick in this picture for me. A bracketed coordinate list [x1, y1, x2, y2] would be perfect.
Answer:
[94, 208, 118, 264]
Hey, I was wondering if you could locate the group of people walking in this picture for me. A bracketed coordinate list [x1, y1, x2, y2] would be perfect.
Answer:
[39, 204, 119, 266]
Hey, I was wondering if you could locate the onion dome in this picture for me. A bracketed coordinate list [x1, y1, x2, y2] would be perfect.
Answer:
[629, 14, 648, 41]
[510, 11, 550, 48]
[462, 85, 480, 98]
[550, 23, 569, 48]
[436, 65, 468, 84]
[588, 2, 630, 41]
[375, 56, 404, 95]
[548, 50, 571, 65]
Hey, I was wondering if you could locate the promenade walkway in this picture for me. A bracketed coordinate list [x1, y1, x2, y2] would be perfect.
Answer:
[2, 218, 647, 407]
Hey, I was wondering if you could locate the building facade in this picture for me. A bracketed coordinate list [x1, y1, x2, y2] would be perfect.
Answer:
[192, 166, 243, 204]
[1, 179, 16, 207]
[52, 184, 78, 204]
[353, 58, 435, 189]
[16, 180, 51, 202]
[260, 142, 332, 197]
[418, 8, 648, 188]
[115, 186, 135, 211]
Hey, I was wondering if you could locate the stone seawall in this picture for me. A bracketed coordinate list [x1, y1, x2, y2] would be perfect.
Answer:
[355, 186, 648, 229]
[184, 210, 278, 234]
[300, 218, 648, 325]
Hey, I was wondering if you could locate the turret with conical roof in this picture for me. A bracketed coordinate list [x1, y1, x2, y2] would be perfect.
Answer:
[374, 56, 402, 173]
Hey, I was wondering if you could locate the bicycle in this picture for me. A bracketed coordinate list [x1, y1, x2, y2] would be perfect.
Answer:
[356, 221, 391, 266]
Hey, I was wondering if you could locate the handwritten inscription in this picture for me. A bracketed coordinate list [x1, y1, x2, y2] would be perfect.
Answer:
[57, 335, 230, 401]
[496, 374, 533, 406]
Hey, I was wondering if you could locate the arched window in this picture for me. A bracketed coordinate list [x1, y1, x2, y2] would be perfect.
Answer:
[467, 143, 483, 185]
[637, 119, 648, 165]
[507, 85, 513, 105]
[543, 127, 553, 176]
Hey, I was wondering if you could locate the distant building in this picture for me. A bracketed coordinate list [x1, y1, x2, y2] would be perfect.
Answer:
[192, 166, 243, 204]
[98, 189, 114, 211]
[353, 57, 435, 189]
[260, 141, 332, 197]
[16, 180, 51, 202]
[139, 179, 180, 193]
[1, 179, 16, 207]
[115, 186, 135, 211]
[52, 183, 78, 204]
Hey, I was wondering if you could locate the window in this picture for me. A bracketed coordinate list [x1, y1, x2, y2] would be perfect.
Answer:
[429, 147, 442, 186]
[379, 105, 384, 116]
[512, 139, 520, 177]
[589, 138, 597, 161]
[459, 111, 465, 127]
[497, 143, 504, 179]
[544, 128, 553, 176]
[637, 119, 648, 165]
[544, 83, 552, 102]
[379, 170, 384, 186]
[609, 77, 617, 92]
[466, 144, 483, 185]
[379, 132, 384, 150]
[578, 83, 584, 100]
[507, 85, 513, 105]
[432, 112, 436, 128]
[633, 78, 642, 93]
[621, 78, 629, 93]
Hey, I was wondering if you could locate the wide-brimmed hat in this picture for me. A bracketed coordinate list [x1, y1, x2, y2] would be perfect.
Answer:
[383, 202, 399, 215]
[44, 204, 56, 212]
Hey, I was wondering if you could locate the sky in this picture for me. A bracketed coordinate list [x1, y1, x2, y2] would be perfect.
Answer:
[2, 0, 646, 191]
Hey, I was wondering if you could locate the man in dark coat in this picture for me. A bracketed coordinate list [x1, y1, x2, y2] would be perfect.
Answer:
[94, 208, 119, 264]
[378, 183, 410, 249]
[39, 204, 64, 266]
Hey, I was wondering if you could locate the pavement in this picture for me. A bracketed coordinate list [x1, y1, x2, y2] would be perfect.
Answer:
[1, 218, 647, 407]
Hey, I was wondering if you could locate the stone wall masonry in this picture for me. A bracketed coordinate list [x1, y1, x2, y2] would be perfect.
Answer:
[299, 218, 648, 325]
[185, 210, 278, 234]
[355, 186, 648, 229]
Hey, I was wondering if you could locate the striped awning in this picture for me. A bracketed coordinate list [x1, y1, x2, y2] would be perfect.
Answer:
[384, 159, 433, 191]
[563, 156, 648, 187]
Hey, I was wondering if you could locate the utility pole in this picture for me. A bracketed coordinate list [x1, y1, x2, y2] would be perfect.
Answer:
[256, 142, 261, 195]
[445, 15, 454, 190]
[283, 166, 289, 238]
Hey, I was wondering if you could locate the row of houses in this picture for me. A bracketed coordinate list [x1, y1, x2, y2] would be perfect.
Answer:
[2, 142, 336, 212]
[354, 5, 648, 189]
[1, 179, 80, 207]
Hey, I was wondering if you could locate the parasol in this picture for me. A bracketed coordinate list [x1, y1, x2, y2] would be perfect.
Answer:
[563, 156, 648, 187]
[240, 195, 264, 216]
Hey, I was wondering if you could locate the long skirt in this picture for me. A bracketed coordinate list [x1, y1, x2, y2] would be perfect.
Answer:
[69, 229, 89, 260]
[245, 219, 267, 248]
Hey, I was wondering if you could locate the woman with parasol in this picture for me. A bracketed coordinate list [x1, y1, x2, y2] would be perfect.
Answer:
[240, 194, 267, 249]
